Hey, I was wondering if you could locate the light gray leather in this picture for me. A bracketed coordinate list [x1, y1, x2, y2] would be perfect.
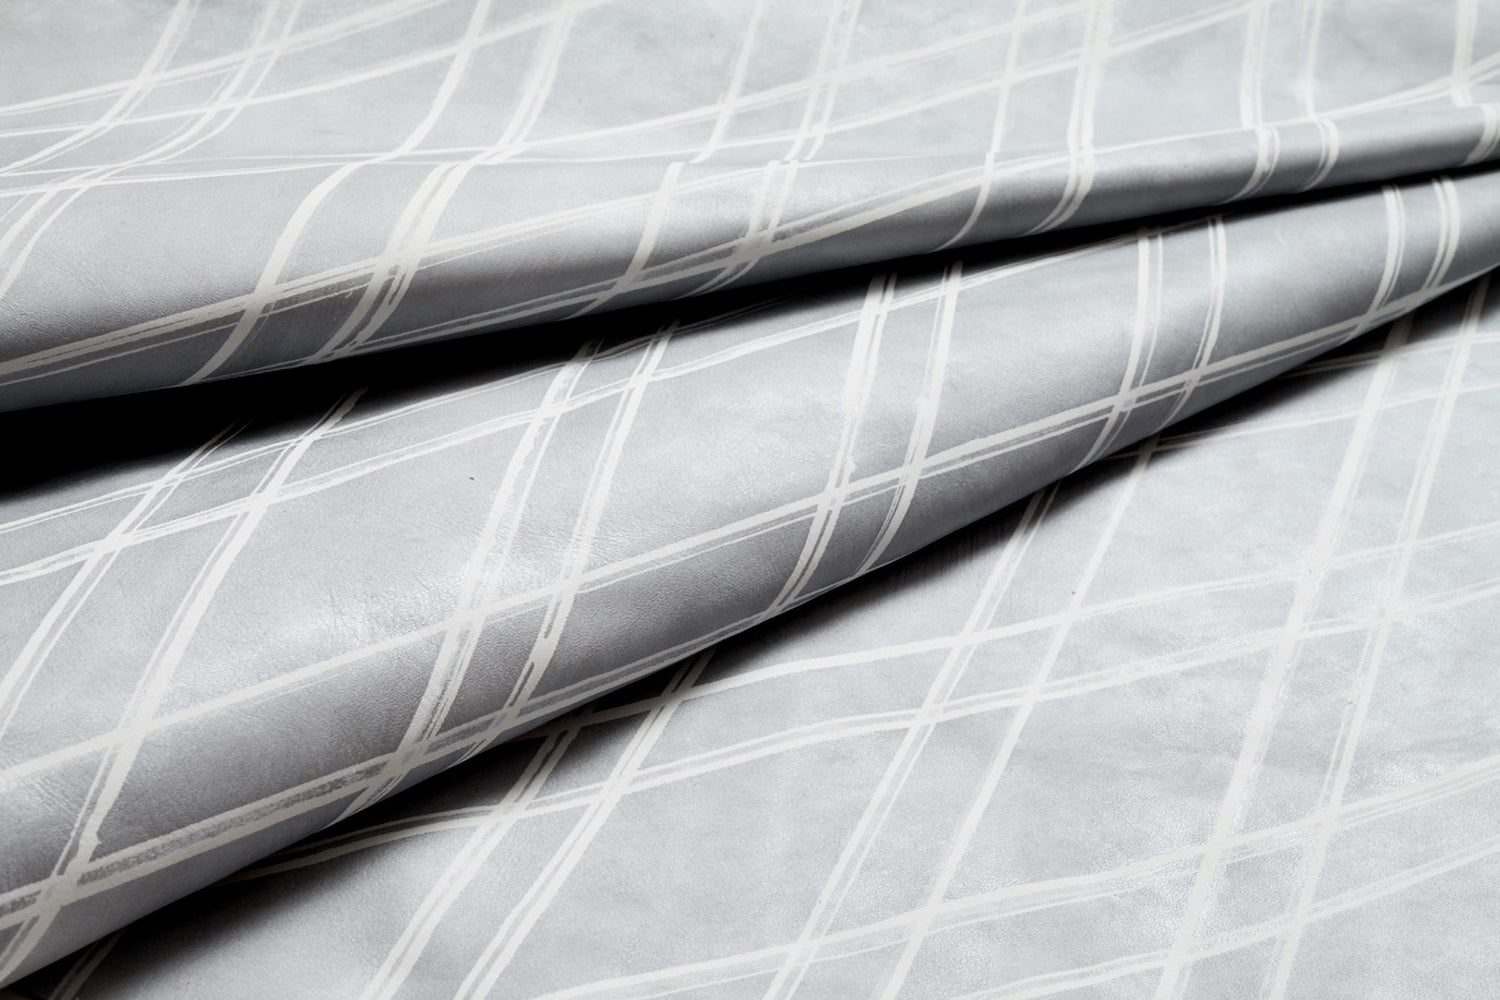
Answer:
[1, 1, 1498, 996]
[1, 0, 1498, 410]
[24, 278, 1499, 1000]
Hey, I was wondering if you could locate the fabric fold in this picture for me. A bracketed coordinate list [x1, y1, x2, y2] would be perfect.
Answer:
[2, 165, 1497, 985]
[3, 0, 1499, 411]
[19, 274, 1495, 1000]
[6, 2, 1500, 992]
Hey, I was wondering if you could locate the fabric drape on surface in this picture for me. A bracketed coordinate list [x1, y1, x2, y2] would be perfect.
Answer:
[1, 1, 1498, 998]
[3, 0, 1500, 410]
[19, 279, 1499, 1000]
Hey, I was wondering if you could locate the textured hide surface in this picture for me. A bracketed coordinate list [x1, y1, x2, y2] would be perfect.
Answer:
[1, 2, 1498, 998]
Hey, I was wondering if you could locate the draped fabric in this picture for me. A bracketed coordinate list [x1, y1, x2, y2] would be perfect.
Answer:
[1, 2, 1498, 997]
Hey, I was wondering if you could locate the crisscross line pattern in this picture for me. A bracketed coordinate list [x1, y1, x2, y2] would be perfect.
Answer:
[20, 266, 1499, 1000]
[3, 0, 1500, 410]
[2, 160, 1497, 986]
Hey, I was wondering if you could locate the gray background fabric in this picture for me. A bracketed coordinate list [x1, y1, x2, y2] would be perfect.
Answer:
[2, 167, 1497, 988]
[19, 278, 1497, 1000]
[1, 0, 1498, 409]
[2, 0, 1499, 996]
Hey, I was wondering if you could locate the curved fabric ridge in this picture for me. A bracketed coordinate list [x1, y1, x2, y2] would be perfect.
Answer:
[1, 167, 1497, 985]
[20, 276, 1495, 1000]
[3, 0, 1500, 411]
